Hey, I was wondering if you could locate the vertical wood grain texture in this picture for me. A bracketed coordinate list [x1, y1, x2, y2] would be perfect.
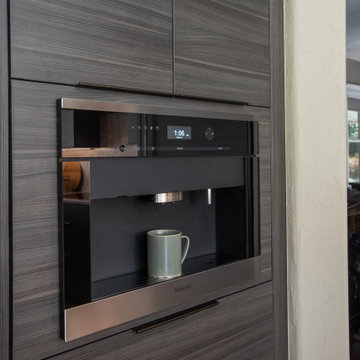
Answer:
[49, 282, 274, 360]
[0, 0, 10, 358]
[174, 0, 270, 106]
[270, 0, 288, 358]
[11, 0, 173, 93]
[259, 123, 272, 279]
[12, 80, 272, 360]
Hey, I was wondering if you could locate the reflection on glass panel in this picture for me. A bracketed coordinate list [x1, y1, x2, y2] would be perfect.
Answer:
[349, 123, 359, 141]
[349, 143, 360, 183]
[348, 110, 360, 183]
[348, 108, 360, 357]
[348, 110, 359, 123]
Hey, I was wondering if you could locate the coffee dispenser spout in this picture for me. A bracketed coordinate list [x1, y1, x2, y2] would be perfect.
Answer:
[154, 191, 183, 204]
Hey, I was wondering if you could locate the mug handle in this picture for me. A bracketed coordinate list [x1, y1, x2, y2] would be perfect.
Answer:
[181, 236, 190, 264]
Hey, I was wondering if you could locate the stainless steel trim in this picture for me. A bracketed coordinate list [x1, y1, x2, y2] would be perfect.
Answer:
[207, 188, 212, 205]
[64, 256, 261, 342]
[60, 98, 254, 121]
[154, 191, 183, 204]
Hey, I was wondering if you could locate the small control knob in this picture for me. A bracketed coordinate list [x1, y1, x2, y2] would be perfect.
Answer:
[205, 127, 215, 140]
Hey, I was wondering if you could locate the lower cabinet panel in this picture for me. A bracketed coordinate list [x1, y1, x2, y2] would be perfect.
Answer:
[51, 282, 274, 360]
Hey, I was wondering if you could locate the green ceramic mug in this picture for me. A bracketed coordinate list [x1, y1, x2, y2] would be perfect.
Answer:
[147, 229, 190, 278]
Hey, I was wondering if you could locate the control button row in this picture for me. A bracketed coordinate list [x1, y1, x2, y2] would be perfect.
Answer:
[131, 125, 159, 131]
[205, 127, 215, 140]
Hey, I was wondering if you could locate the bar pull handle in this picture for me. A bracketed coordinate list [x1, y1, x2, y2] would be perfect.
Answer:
[133, 300, 219, 334]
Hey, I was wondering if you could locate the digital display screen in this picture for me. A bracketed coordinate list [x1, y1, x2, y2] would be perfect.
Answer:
[167, 125, 192, 140]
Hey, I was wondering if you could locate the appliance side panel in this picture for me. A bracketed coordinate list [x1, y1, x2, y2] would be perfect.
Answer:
[270, 0, 287, 357]
[0, 0, 10, 358]
[259, 122, 272, 278]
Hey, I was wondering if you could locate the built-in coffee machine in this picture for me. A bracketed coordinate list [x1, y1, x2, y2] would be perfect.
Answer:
[58, 98, 261, 341]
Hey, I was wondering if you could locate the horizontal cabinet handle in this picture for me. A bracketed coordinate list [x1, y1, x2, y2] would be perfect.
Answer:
[133, 300, 219, 334]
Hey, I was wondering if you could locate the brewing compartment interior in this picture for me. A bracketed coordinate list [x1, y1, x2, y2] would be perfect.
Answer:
[59, 106, 260, 309]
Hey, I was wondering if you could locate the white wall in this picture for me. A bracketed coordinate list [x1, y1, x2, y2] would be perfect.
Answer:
[284, 0, 349, 359]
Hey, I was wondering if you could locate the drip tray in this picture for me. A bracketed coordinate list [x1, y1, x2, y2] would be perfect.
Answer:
[90, 253, 240, 303]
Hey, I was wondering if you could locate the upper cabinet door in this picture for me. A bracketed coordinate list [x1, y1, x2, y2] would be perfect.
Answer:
[11, 0, 173, 94]
[174, 0, 270, 106]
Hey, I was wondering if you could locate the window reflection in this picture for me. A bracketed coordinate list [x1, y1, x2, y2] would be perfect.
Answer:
[348, 108, 360, 356]
[348, 110, 360, 183]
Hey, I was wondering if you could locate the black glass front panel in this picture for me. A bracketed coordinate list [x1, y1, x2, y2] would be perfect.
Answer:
[59, 106, 259, 309]
[60, 110, 257, 158]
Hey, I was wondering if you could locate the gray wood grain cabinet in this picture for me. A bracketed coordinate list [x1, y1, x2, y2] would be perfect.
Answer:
[174, 0, 270, 106]
[51, 282, 274, 360]
[11, 80, 272, 360]
[10, 0, 173, 93]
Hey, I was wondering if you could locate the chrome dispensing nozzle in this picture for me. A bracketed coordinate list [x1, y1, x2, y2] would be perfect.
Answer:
[154, 191, 183, 204]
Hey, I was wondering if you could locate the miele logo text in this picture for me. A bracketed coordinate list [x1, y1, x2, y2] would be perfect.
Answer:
[174, 284, 192, 293]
